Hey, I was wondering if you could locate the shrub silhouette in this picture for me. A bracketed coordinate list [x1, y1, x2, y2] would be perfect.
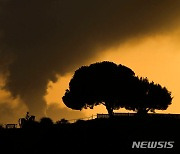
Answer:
[40, 117, 54, 128]
[75, 119, 86, 125]
[62, 61, 135, 117]
[0, 124, 3, 129]
[56, 118, 69, 125]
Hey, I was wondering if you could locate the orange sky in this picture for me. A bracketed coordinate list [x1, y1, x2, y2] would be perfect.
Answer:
[45, 29, 180, 119]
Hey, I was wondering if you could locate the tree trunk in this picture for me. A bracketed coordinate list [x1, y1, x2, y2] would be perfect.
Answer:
[105, 102, 114, 118]
[137, 108, 149, 116]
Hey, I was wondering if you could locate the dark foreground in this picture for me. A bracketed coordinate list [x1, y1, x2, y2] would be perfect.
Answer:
[0, 116, 180, 154]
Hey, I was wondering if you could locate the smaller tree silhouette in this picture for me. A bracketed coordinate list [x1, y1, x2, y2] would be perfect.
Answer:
[123, 77, 172, 115]
[146, 82, 172, 113]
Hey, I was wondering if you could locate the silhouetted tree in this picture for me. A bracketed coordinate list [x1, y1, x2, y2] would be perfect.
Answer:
[40, 117, 54, 128]
[124, 77, 172, 115]
[62, 61, 135, 117]
[146, 81, 172, 114]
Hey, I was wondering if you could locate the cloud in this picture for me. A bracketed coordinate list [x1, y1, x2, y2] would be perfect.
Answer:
[0, 0, 180, 118]
[0, 91, 28, 124]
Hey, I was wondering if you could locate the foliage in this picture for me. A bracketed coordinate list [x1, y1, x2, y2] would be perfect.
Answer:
[62, 61, 135, 117]
[123, 77, 172, 115]
[40, 117, 54, 127]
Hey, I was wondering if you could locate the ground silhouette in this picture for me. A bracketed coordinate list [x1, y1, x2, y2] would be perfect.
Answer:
[0, 115, 179, 154]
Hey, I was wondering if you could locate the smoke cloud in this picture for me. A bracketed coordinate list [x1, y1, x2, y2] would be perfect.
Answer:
[0, 0, 180, 119]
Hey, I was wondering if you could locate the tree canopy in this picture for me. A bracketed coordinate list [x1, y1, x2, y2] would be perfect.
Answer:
[62, 61, 135, 117]
[40, 117, 54, 127]
[123, 77, 172, 115]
